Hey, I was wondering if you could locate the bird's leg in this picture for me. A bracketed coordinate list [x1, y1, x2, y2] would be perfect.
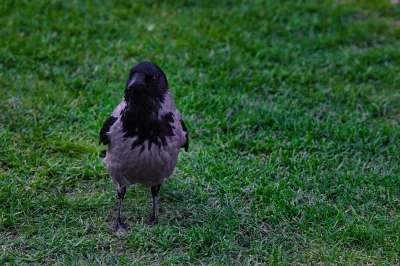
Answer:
[115, 185, 129, 230]
[150, 185, 161, 224]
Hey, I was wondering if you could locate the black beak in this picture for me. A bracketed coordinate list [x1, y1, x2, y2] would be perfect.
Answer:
[127, 72, 146, 89]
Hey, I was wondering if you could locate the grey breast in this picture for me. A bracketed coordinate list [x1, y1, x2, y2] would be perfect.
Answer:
[105, 92, 187, 187]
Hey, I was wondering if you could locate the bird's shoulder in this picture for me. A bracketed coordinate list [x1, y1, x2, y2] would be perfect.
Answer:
[99, 100, 126, 145]
[170, 107, 189, 152]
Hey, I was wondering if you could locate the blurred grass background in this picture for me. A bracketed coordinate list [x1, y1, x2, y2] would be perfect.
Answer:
[1, 0, 399, 264]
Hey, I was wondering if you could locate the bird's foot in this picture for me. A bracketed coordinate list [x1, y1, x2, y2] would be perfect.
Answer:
[114, 217, 130, 231]
[149, 215, 158, 225]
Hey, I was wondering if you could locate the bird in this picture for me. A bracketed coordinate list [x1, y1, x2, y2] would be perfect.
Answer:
[99, 61, 189, 229]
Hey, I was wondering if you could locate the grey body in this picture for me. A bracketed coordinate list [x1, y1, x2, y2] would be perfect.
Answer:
[105, 90, 187, 187]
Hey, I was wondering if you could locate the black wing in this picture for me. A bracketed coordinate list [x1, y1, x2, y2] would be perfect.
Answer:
[179, 119, 189, 152]
[99, 116, 118, 145]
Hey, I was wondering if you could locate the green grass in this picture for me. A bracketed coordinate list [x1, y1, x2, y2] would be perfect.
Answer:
[1, 0, 400, 264]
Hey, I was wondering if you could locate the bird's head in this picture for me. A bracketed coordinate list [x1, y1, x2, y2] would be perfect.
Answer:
[124, 61, 169, 105]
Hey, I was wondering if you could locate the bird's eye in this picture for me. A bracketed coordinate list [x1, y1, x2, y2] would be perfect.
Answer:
[151, 76, 156, 82]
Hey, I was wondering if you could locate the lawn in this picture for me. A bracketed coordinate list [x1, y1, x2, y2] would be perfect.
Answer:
[1, 0, 400, 264]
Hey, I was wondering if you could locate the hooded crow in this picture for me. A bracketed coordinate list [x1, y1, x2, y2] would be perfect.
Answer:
[99, 61, 189, 229]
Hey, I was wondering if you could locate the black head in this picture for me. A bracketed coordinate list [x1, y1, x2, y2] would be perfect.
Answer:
[125, 61, 168, 104]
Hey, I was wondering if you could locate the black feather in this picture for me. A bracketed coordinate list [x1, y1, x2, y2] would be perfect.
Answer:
[122, 109, 175, 150]
[99, 116, 118, 145]
[179, 119, 189, 152]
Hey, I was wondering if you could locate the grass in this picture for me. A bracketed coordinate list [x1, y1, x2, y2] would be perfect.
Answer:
[1, 0, 400, 264]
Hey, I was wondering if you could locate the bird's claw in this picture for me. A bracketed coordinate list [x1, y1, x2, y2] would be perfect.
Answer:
[149, 215, 158, 225]
[114, 218, 130, 231]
